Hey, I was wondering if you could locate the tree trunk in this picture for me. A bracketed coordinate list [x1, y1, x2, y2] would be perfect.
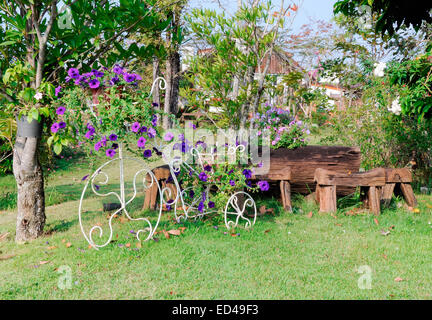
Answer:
[152, 56, 161, 109]
[163, 51, 180, 129]
[13, 137, 45, 242]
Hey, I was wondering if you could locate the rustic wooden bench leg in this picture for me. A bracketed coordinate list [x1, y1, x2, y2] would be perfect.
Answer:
[381, 183, 395, 207]
[368, 186, 381, 215]
[280, 180, 292, 212]
[317, 184, 337, 213]
[400, 182, 417, 207]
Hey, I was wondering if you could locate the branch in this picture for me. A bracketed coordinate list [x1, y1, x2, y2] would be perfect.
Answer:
[0, 88, 15, 103]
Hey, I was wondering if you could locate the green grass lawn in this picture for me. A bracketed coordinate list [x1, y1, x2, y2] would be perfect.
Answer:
[1, 154, 432, 299]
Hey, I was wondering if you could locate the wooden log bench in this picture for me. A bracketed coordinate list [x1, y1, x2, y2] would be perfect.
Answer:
[143, 166, 177, 210]
[381, 168, 417, 208]
[255, 167, 292, 212]
[314, 168, 386, 215]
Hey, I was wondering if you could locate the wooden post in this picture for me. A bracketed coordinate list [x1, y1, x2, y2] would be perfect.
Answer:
[381, 183, 395, 207]
[318, 185, 337, 213]
[368, 186, 381, 215]
[400, 183, 417, 207]
[280, 180, 292, 212]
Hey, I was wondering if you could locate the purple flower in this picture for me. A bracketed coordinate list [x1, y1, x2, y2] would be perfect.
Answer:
[123, 73, 136, 83]
[152, 102, 159, 107]
[92, 70, 104, 78]
[148, 127, 156, 138]
[110, 76, 120, 85]
[51, 123, 60, 133]
[113, 65, 124, 75]
[56, 106, 66, 115]
[94, 141, 102, 152]
[208, 201, 215, 208]
[199, 172, 208, 182]
[134, 74, 142, 81]
[188, 122, 197, 129]
[246, 180, 252, 187]
[58, 122, 66, 129]
[229, 180, 235, 186]
[198, 201, 204, 213]
[81, 175, 89, 181]
[109, 134, 118, 141]
[84, 131, 94, 139]
[88, 78, 100, 89]
[112, 143, 119, 150]
[228, 169, 234, 175]
[67, 68, 80, 79]
[100, 136, 108, 147]
[257, 180, 270, 191]
[131, 122, 140, 133]
[143, 149, 152, 158]
[93, 184, 100, 191]
[242, 169, 252, 179]
[189, 190, 195, 198]
[151, 115, 158, 126]
[139, 126, 148, 133]
[164, 132, 174, 141]
[204, 165, 212, 172]
[55, 86, 61, 97]
[106, 149, 116, 158]
[137, 136, 147, 148]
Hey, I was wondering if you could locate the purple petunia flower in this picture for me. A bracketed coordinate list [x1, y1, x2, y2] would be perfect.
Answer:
[143, 149, 152, 158]
[164, 132, 174, 141]
[110, 76, 120, 85]
[152, 102, 159, 107]
[242, 169, 252, 179]
[112, 143, 119, 150]
[106, 149, 116, 158]
[228, 169, 234, 175]
[84, 131, 94, 140]
[58, 122, 66, 129]
[189, 190, 195, 198]
[208, 201, 215, 208]
[100, 136, 108, 147]
[56, 106, 66, 115]
[198, 201, 204, 213]
[94, 141, 102, 152]
[123, 73, 136, 83]
[188, 122, 197, 129]
[113, 65, 124, 75]
[88, 78, 100, 89]
[81, 175, 89, 181]
[55, 86, 61, 97]
[246, 180, 252, 187]
[109, 134, 118, 142]
[204, 165, 212, 172]
[257, 180, 270, 191]
[51, 123, 60, 133]
[134, 74, 142, 81]
[147, 127, 156, 138]
[198, 172, 208, 182]
[131, 122, 140, 133]
[67, 68, 80, 79]
[229, 180, 235, 186]
[137, 136, 147, 148]
[139, 126, 148, 133]
[151, 114, 158, 126]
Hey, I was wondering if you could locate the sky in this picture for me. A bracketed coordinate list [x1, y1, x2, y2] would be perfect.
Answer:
[187, 0, 338, 33]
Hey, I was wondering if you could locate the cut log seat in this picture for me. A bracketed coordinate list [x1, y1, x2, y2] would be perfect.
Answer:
[381, 168, 417, 208]
[254, 146, 361, 196]
[142, 166, 177, 210]
[314, 168, 386, 215]
[255, 167, 292, 212]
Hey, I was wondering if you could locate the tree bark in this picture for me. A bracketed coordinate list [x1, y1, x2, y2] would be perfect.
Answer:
[163, 50, 180, 129]
[152, 56, 161, 109]
[13, 137, 45, 242]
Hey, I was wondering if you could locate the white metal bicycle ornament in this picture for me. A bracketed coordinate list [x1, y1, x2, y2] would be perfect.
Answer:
[78, 78, 257, 250]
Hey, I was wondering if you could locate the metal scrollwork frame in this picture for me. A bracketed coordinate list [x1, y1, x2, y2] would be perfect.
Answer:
[78, 78, 257, 249]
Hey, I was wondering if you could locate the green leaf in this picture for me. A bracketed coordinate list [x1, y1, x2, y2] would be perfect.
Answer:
[53, 143, 62, 155]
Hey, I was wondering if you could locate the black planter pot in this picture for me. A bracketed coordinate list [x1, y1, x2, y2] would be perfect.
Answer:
[16, 115, 43, 138]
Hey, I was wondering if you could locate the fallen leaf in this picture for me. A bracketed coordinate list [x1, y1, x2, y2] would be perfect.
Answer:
[167, 229, 181, 236]
[394, 277, 404, 282]
[61, 239, 66, 243]
[125, 243, 131, 248]
[259, 205, 267, 215]
[0, 254, 16, 261]
[162, 230, 170, 239]
[383, 254, 388, 259]
[381, 230, 390, 236]
[407, 206, 413, 211]
[0, 232, 10, 242]
[66, 242, 72, 248]
[335, 223, 342, 227]
[39, 260, 50, 265]
[374, 218, 379, 225]
[136, 242, 142, 248]
[389, 225, 395, 230]
[307, 211, 313, 218]
[264, 229, 271, 234]
[47, 246, 57, 250]
[413, 208, 420, 213]
[426, 204, 432, 209]
[178, 227, 186, 233]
